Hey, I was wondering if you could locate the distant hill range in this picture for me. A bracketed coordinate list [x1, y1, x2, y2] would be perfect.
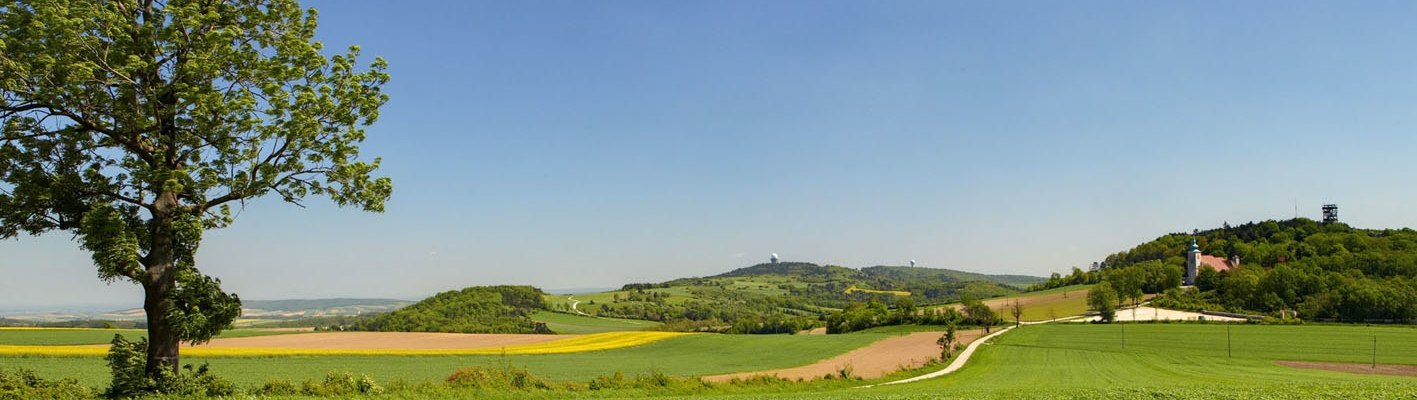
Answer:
[1, 298, 412, 325]
[693, 262, 1043, 290]
[286, 262, 1045, 334]
[556, 262, 1046, 333]
[685, 260, 1042, 289]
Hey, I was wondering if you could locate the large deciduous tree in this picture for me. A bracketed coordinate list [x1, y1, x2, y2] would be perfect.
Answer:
[1088, 282, 1120, 323]
[0, 0, 391, 377]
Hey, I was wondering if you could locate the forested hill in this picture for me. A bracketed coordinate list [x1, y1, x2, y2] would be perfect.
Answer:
[576, 262, 1042, 333]
[859, 266, 1045, 289]
[700, 262, 1045, 289]
[714, 262, 856, 279]
[343, 286, 552, 334]
[1104, 219, 1417, 322]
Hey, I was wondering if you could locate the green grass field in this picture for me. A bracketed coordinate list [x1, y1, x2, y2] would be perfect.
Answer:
[0, 332, 891, 387]
[712, 323, 1417, 399]
[0, 328, 304, 346]
[530, 311, 662, 334]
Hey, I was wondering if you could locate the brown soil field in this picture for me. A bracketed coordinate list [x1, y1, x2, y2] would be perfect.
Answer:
[1276, 361, 1417, 377]
[185, 332, 571, 350]
[978, 292, 1065, 311]
[703, 329, 985, 382]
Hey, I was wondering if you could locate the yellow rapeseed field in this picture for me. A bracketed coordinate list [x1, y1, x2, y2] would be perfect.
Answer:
[0, 331, 691, 357]
[843, 285, 911, 296]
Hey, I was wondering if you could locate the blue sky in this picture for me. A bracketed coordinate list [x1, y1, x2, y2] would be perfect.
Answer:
[5, 1, 1417, 309]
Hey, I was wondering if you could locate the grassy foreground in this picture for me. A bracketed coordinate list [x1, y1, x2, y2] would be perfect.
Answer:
[712, 323, 1417, 399]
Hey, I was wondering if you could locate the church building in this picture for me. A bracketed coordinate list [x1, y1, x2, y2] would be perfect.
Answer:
[1184, 238, 1239, 285]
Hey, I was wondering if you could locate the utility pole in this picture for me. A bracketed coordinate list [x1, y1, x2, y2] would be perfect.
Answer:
[1373, 335, 1377, 368]
[1121, 324, 1126, 350]
[1227, 324, 1232, 358]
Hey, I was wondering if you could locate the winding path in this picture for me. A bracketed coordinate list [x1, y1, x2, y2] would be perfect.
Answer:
[567, 295, 589, 316]
[857, 315, 1083, 388]
[859, 326, 1015, 387]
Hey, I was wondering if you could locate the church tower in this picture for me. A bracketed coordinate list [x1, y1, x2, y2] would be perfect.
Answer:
[1184, 238, 1200, 285]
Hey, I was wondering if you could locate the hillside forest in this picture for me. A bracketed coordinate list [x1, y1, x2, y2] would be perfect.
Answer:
[1034, 219, 1417, 322]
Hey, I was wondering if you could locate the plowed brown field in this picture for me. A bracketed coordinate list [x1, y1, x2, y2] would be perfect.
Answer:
[1277, 361, 1417, 377]
[704, 329, 985, 382]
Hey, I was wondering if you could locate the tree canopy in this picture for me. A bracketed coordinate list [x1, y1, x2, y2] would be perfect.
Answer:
[1, 0, 391, 378]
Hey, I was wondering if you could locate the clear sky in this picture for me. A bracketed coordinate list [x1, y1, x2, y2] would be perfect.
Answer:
[5, 1, 1417, 310]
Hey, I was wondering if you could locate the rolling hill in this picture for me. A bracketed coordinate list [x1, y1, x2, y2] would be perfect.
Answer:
[554, 262, 1044, 333]
[342, 286, 552, 334]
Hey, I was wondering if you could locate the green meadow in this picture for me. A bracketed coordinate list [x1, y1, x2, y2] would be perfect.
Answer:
[724, 323, 1417, 399]
[531, 311, 663, 334]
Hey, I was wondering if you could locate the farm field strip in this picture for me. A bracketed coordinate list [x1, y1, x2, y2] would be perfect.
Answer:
[530, 311, 661, 334]
[0, 332, 892, 387]
[0, 331, 690, 357]
[844, 285, 911, 296]
[933, 284, 1093, 322]
[0, 327, 303, 345]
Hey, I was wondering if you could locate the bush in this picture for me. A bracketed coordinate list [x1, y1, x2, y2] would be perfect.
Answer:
[300, 371, 383, 396]
[104, 334, 235, 399]
[254, 378, 301, 396]
[588, 371, 627, 391]
[0, 368, 93, 400]
[445, 363, 549, 390]
[635, 369, 673, 388]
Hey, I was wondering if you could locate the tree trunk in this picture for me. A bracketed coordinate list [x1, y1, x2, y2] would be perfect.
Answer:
[143, 192, 180, 377]
[143, 278, 179, 376]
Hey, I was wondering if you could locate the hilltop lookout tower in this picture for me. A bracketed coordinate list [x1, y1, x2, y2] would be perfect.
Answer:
[770, 253, 779, 264]
[1322, 204, 1339, 223]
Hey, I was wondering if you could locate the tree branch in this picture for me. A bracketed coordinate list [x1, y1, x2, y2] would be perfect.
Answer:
[82, 188, 155, 211]
[2, 102, 159, 166]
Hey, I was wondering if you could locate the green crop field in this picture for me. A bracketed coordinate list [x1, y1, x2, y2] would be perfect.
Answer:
[0, 332, 891, 387]
[709, 323, 1417, 399]
[0, 328, 303, 346]
[531, 311, 662, 334]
